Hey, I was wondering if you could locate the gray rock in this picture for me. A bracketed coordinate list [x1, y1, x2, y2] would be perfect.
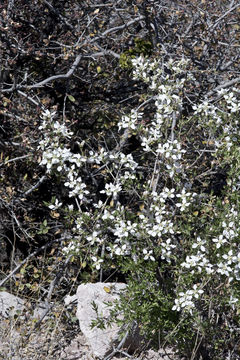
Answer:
[74, 282, 142, 359]
[33, 301, 51, 320]
[0, 291, 51, 321]
[0, 291, 25, 318]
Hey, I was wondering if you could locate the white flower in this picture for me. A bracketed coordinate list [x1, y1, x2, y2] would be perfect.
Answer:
[73, 215, 85, 232]
[119, 153, 138, 170]
[41, 109, 56, 120]
[62, 240, 78, 254]
[217, 262, 232, 277]
[65, 177, 89, 199]
[229, 295, 238, 310]
[157, 140, 185, 162]
[93, 200, 104, 209]
[193, 101, 212, 116]
[102, 209, 115, 221]
[48, 198, 62, 210]
[176, 188, 196, 211]
[181, 255, 200, 269]
[100, 182, 122, 198]
[222, 227, 236, 240]
[87, 231, 101, 245]
[143, 249, 155, 261]
[172, 285, 204, 314]
[92, 256, 104, 270]
[118, 110, 143, 131]
[233, 252, 240, 266]
[53, 121, 73, 138]
[113, 243, 130, 256]
[192, 237, 206, 252]
[148, 219, 174, 238]
[181, 251, 213, 274]
[114, 220, 138, 239]
[217, 88, 229, 96]
[212, 234, 227, 249]
[160, 238, 176, 262]
[159, 187, 175, 203]
[222, 249, 234, 265]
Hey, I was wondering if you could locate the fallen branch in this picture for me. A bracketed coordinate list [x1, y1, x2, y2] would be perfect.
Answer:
[17, 90, 45, 109]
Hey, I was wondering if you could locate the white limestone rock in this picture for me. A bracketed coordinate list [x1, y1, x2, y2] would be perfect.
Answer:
[75, 282, 141, 359]
[0, 291, 25, 318]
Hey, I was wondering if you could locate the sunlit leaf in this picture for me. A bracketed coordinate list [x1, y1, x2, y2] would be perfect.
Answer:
[103, 286, 111, 293]
[68, 95, 76, 103]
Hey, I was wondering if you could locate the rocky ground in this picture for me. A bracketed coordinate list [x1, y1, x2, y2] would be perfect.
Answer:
[0, 311, 179, 360]
[0, 287, 180, 360]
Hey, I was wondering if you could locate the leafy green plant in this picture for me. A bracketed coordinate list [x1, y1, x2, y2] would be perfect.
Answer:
[37, 219, 50, 235]
[37, 56, 240, 359]
[119, 38, 152, 69]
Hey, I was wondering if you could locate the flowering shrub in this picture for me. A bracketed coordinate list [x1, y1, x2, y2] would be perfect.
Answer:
[38, 56, 240, 358]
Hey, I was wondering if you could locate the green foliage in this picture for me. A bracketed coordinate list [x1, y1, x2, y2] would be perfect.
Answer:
[119, 38, 152, 69]
[37, 64, 240, 357]
[117, 261, 177, 338]
[37, 219, 50, 235]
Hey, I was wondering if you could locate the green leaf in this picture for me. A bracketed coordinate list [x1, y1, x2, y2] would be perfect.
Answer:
[68, 95, 76, 103]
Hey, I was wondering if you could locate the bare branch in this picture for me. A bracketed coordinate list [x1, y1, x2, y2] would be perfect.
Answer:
[17, 90, 45, 108]
[1, 55, 82, 92]
[46, 255, 72, 301]
[0, 154, 31, 167]
[98, 16, 144, 38]
[83, 49, 120, 59]
[1, 14, 145, 93]
[23, 175, 47, 196]
[206, 77, 240, 97]
[27, 54, 83, 89]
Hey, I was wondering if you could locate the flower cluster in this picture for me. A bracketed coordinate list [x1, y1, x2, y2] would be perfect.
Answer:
[38, 54, 240, 322]
[100, 182, 122, 199]
[172, 285, 204, 314]
[118, 110, 143, 131]
[176, 189, 195, 212]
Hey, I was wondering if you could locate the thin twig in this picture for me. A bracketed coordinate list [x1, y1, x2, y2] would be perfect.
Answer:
[23, 175, 46, 196]
[0, 154, 31, 167]
[103, 329, 130, 360]
[170, 111, 177, 142]
[17, 90, 45, 109]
